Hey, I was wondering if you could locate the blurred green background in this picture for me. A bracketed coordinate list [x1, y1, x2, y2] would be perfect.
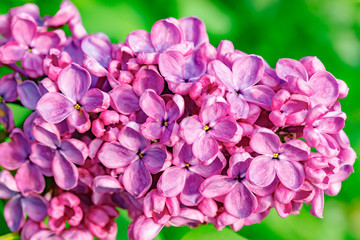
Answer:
[1, 0, 360, 239]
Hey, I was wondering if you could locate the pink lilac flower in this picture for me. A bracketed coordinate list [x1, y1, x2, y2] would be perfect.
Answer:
[0, 170, 47, 232]
[208, 55, 275, 119]
[157, 140, 226, 206]
[180, 96, 239, 164]
[248, 128, 309, 190]
[97, 122, 167, 197]
[0, 13, 62, 78]
[126, 18, 188, 65]
[47, 192, 83, 232]
[0, 2, 356, 240]
[200, 152, 258, 219]
[36, 63, 110, 133]
[30, 118, 89, 190]
[139, 89, 184, 145]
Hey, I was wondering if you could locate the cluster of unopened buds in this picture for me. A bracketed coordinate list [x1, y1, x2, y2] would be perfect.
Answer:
[0, 2, 356, 240]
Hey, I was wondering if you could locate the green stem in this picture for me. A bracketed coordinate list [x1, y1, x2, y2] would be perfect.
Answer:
[0, 232, 19, 240]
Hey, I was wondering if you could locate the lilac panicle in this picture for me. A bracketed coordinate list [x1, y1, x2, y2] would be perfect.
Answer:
[0, 2, 356, 240]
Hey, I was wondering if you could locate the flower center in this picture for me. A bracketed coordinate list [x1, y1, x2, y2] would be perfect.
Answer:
[138, 153, 144, 159]
[273, 153, 279, 159]
[203, 125, 210, 131]
[74, 103, 81, 111]
[163, 121, 168, 127]
[0, 96, 3, 102]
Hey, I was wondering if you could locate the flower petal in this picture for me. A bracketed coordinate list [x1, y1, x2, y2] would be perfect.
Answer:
[22, 195, 47, 222]
[17, 80, 41, 110]
[15, 162, 45, 195]
[126, 30, 155, 54]
[4, 196, 25, 232]
[200, 175, 236, 198]
[242, 85, 274, 110]
[208, 60, 236, 91]
[57, 64, 91, 102]
[180, 116, 203, 145]
[123, 160, 152, 198]
[225, 183, 257, 218]
[275, 160, 304, 190]
[133, 68, 164, 96]
[180, 171, 204, 206]
[80, 88, 110, 113]
[139, 89, 165, 120]
[151, 18, 184, 52]
[232, 55, 265, 90]
[250, 128, 280, 155]
[11, 13, 36, 46]
[157, 167, 187, 197]
[52, 152, 78, 190]
[36, 92, 74, 124]
[192, 133, 218, 164]
[179, 17, 208, 48]
[110, 84, 140, 114]
[211, 116, 238, 141]
[60, 139, 88, 166]
[142, 146, 166, 174]
[309, 71, 339, 107]
[97, 142, 136, 169]
[247, 155, 275, 187]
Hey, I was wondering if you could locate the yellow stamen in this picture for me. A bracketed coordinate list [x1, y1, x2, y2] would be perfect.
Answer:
[0, 96, 3, 102]
[163, 121, 168, 127]
[134, 191, 138, 195]
[203, 125, 210, 131]
[74, 103, 81, 110]
[153, 139, 159, 143]
[0, 109, 6, 117]
[185, 163, 190, 167]
[28, 48, 32, 52]
[273, 153, 279, 159]
[138, 153, 144, 159]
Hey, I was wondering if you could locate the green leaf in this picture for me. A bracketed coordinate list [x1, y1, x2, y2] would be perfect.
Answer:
[7, 103, 32, 128]
[181, 224, 247, 240]
[0, 232, 20, 240]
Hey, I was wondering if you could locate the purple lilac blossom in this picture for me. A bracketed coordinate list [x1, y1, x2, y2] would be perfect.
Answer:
[0, 2, 356, 240]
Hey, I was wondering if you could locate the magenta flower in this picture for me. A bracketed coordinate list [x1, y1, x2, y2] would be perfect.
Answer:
[126, 18, 188, 65]
[36, 63, 110, 133]
[110, 66, 164, 115]
[303, 105, 346, 157]
[200, 152, 258, 219]
[157, 140, 226, 206]
[0, 170, 47, 232]
[97, 122, 167, 197]
[84, 205, 118, 240]
[0, 13, 62, 78]
[143, 189, 180, 225]
[48, 192, 83, 232]
[276, 58, 339, 107]
[0, 129, 47, 195]
[30, 118, 89, 190]
[158, 50, 207, 94]
[180, 97, 239, 164]
[91, 110, 128, 142]
[43, 48, 72, 81]
[269, 89, 310, 127]
[208, 55, 274, 119]
[139, 89, 184, 145]
[248, 128, 309, 190]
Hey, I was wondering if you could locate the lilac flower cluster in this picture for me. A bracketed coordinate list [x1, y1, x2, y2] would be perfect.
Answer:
[0, 2, 356, 240]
